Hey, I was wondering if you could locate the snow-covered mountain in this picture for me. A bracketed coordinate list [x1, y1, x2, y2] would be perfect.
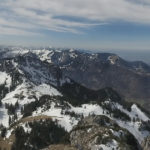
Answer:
[1, 46, 150, 112]
[0, 47, 150, 150]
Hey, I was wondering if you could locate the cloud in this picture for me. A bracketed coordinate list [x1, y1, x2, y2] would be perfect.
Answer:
[0, 25, 40, 36]
[1, 0, 150, 36]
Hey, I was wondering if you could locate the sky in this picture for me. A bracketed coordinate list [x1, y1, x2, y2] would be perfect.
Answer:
[1, 0, 150, 51]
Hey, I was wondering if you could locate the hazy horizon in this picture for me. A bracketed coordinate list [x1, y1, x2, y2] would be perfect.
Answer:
[1, 44, 150, 64]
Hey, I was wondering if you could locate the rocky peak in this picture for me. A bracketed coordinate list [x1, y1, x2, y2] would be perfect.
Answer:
[142, 136, 150, 150]
[70, 115, 141, 150]
[108, 55, 120, 65]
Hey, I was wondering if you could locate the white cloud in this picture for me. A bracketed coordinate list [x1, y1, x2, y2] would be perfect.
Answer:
[1, 0, 150, 36]
[0, 26, 40, 36]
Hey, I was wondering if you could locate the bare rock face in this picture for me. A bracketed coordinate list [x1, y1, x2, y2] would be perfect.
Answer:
[142, 136, 150, 150]
[70, 115, 141, 150]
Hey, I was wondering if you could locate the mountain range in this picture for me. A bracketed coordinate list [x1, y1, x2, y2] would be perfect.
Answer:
[1, 47, 150, 110]
[0, 47, 149, 150]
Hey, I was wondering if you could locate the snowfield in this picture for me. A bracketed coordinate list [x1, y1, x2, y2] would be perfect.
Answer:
[0, 71, 12, 87]
[0, 104, 10, 127]
[93, 139, 118, 150]
[131, 104, 149, 121]
[1, 81, 61, 128]
[2, 82, 61, 105]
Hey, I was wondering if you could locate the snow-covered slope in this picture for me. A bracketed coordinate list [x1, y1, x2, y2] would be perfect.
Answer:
[0, 80, 62, 127]
[31, 100, 149, 144]
[0, 72, 12, 87]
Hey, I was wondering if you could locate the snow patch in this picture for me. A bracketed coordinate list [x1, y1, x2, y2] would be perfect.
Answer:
[33, 84, 62, 97]
[131, 104, 149, 121]
[0, 71, 12, 87]
[92, 139, 118, 150]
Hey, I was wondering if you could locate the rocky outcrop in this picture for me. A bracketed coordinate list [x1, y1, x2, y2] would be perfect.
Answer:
[142, 136, 150, 150]
[70, 115, 141, 150]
